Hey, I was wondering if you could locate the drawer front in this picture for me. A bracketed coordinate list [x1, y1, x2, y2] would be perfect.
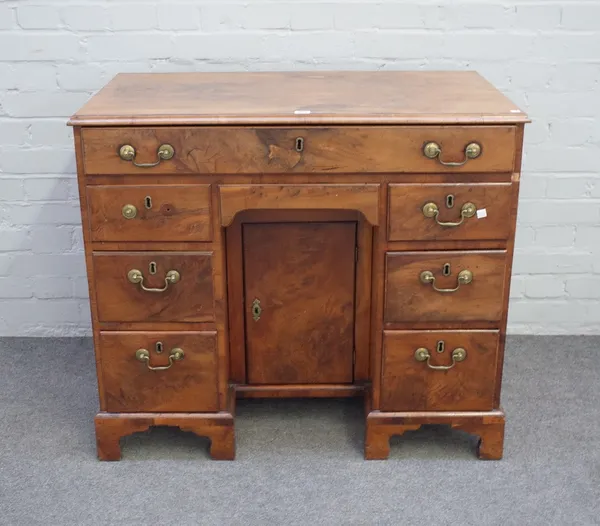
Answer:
[100, 331, 218, 412]
[81, 126, 516, 174]
[93, 252, 214, 322]
[388, 183, 513, 241]
[381, 330, 499, 411]
[385, 251, 507, 323]
[87, 185, 212, 242]
[219, 184, 379, 226]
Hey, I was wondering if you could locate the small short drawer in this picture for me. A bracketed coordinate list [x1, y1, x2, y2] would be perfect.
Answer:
[81, 125, 516, 175]
[87, 184, 212, 242]
[385, 251, 507, 323]
[381, 330, 499, 411]
[93, 252, 214, 322]
[100, 331, 218, 412]
[388, 183, 513, 241]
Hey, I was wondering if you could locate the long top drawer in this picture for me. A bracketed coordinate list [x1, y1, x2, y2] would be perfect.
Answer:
[81, 126, 517, 175]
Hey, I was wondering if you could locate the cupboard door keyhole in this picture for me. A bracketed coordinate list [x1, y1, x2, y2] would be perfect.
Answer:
[251, 298, 262, 321]
[145, 196, 153, 209]
[295, 137, 304, 152]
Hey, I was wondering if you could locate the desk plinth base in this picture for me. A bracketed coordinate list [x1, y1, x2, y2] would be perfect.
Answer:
[94, 412, 235, 461]
[364, 408, 505, 460]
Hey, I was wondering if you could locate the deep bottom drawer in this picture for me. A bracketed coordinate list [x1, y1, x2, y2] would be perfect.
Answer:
[381, 330, 499, 411]
[100, 331, 218, 412]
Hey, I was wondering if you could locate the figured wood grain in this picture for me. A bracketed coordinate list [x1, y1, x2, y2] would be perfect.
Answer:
[386, 240, 507, 252]
[70, 71, 526, 462]
[85, 172, 515, 187]
[81, 126, 516, 175]
[100, 331, 218, 412]
[219, 184, 380, 226]
[73, 127, 109, 410]
[494, 172, 522, 408]
[210, 183, 231, 411]
[385, 250, 507, 323]
[69, 71, 528, 126]
[381, 330, 499, 411]
[236, 384, 365, 398]
[243, 222, 356, 385]
[353, 215, 373, 382]
[87, 184, 211, 242]
[225, 213, 246, 384]
[368, 181, 389, 410]
[98, 321, 217, 332]
[388, 183, 513, 241]
[94, 412, 235, 461]
[364, 409, 505, 460]
[226, 208, 367, 386]
[93, 251, 214, 322]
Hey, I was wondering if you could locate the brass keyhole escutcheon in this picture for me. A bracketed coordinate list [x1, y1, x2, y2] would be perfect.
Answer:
[436, 340, 445, 353]
[295, 137, 304, 152]
[446, 194, 455, 208]
[155, 341, 163, 354]
[251, 298, 262, 321]
[145, 196, 153, 209]
[149, 261, 157, 275]
[442, 263, 451, 277]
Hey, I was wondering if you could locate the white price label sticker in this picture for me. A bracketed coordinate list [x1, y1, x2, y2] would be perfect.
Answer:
[476, 208, 487, 219]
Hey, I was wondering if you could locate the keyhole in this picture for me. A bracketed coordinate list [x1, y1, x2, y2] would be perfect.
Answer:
[251, 298, 262, 321]
[145, 196, 152, 209]
[436, 341, 445, 354]
[155, 341, 163, 354]
[446, 194, 455, 208]
[442, 263, 451, 276]
[295, 137, 304, 152]
[149, 261, 157, 275]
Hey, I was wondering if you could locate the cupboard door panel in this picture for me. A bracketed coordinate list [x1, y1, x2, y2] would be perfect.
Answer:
[243, 222, 356, 384]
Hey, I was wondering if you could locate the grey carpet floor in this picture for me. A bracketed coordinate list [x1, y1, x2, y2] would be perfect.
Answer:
[0, 336, 599, 526]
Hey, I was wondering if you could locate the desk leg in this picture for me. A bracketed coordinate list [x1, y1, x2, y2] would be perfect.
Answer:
[94, 412, 235, 461]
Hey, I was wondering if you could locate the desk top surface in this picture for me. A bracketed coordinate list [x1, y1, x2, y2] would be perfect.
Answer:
[69, 71, 528, 127]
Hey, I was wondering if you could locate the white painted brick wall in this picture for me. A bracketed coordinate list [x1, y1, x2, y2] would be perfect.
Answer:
[0, 1, 599, 336]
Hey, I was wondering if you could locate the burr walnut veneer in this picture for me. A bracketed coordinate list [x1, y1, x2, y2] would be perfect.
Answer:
[70, 71, 527, 461]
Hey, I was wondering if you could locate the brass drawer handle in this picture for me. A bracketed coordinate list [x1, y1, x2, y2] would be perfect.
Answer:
[420, 269, 473, 293]
[422, 202, 476, 227]
[423, 142, 482, 167]
[127, 268, 180, 292]
[414, 347, 467, 370]
[119, 144, 175, 168]
[136, 347, 184, 371]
